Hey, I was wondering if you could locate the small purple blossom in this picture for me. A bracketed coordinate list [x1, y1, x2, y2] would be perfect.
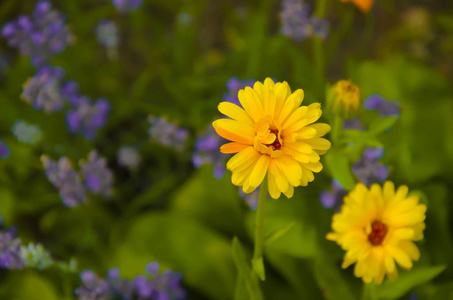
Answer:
[21, 66, 65, 113]
[11, 120, 42, 145]
[75, 270, 112, 300]
[364, 94, 401, 117]
[0, 137, 11, 158]
[343, 117, 366, 131]
[223, 77, 255, 106]
[41, 155, 87, 207]
[111, 0, 143, 12]
[0, 218, 25, 270]
[75, 263, 186, 300]
[117, 146, 141, 169]
[352, 147, 389, 187]
[193, 125, 227, 179]
[148, 116, 189, 152]
[319, 179, 347, 210]
[280, 0, 329, 42]
[1, 0, 74, 66]
[80, 150, 114, 197]
[66, 96, 110, 140]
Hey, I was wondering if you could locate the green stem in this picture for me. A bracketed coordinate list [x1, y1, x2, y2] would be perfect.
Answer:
[251, 178, 268, 281]
[314, 0, 329, 18]
[332, 114, 343, 146]
[361, 283, 379, 300]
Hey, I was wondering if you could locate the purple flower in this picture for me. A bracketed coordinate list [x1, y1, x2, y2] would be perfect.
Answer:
[319, 179, 347, 210]
[41, 155, 87, 207]
[1, 0, 74, 66]
[343, 117, 366, 131]
[75, 270, 112, 300]
[21, 66, 65, 113]
[117, 146, 141, 169]
[223, 77, 255, 106]
[111, 0, 143, 12]
[364, 94, 401, 117]
[193, 125, 227, 179]
[96, 20, 119, 49]
[0, 217, 25, 270]
[139, 262, 186, 300]
[280, 0, 329, 42]
[148, 116, 189, 152]
[66, 97, 110, 140]
[80, 150, 114, 197]
[352, 147, 389, 187]
[0, 138, 11, 159]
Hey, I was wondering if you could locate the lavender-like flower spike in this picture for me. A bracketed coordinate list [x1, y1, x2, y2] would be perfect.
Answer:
[66, 96, 111, 140]
[352, 147, 389, 187]
[111, 0, 143, 12]
[41, 155, 87, 207]
[319, 179, 347, 210]
[280, 0, 329, 42]
[21, 66, 66, 113]
[0, 137, 11, 159]
[75, 270, 113, 300]
[1, 0, 74, 66]
[364, 94, 401, 117]
[343, 117, 366, 131]
[0, 217, 25, 270]
[148, 116, 189, 152]
[80, 150, 114, 198]
[193, 125, 227, 179]
[20, 243, 53, 270]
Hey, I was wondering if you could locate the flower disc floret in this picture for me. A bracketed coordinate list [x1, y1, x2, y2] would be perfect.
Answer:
[213, 78, 331, 199]
[327, 181, 427, 284]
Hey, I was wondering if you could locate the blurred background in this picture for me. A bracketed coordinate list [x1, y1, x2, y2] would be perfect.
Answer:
[1, 0, 453, 299]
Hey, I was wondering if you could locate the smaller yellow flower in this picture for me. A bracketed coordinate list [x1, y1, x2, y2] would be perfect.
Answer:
[333, 79, 361, 116]
[327, 181, 427, 284]
[340, 0, 373, 13]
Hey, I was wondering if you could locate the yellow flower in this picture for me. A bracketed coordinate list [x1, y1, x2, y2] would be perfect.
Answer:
[327, 181, 427, 284]
[340, 0, 373, 13]
[212, 78, 331, 199]
[333, 79, 361, 115]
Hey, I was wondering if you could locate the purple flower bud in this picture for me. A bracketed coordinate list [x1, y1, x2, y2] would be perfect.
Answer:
[1, 22, 16, 37]
[134, 275, 153, 298]
[319, 179, 347, 210]
[352, 147, 389, 187]
[343, 117, 366, 131]
[364, 94, 401, 117]
[0, 138, 11, 159]
[80, 150, 114, 197]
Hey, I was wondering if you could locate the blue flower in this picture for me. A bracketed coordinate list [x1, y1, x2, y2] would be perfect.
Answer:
[80, 150, 114, 198]
[364, 94, 401, 117]
[0, 137, 11, 159]
[352, 147, 389, 187]
[319, 179, 347, 210]
[0, 216, 25, 270]
[148, 116, 189, 152]
[111, 0, 143, 12]
[193, 125, 227, 179]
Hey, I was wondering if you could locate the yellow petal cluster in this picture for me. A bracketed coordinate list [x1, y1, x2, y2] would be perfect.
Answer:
[333, 79, 361, 115]
[213, 78, 331, 199]
[327, 181, 427, 284]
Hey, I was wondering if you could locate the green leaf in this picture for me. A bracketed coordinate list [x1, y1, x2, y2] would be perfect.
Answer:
[251, 257, 265, 281]
[14, 271, 59, 300]
[232, 237, 263, 300]
[368, 116, 398, 135]
[264, 221, 296, 246]
[376, 265, 446, 299]
[325, 149, 356, 190]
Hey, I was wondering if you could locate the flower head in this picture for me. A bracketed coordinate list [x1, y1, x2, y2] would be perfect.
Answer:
[364, 94, 401, 117]
[11, 120, 42, 145]
[0, 218, 25, 270]
[0, 137, 11, 159]
[327, 181, 427, 284]
[333, 79, 361, 117]
[148, 116, 189, 152]
[352, 147, 389, 187]
[213, 78, 331, 199]
[340, 0, 373, 13]
[80, 150, 114, 198]
[319, 179, 347, 210]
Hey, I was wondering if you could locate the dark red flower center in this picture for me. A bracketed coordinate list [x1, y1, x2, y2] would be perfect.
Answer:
[268, 129, 281, 150]
[368, 220, 388, 246]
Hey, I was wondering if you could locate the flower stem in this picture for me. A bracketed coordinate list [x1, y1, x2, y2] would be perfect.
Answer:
[362, 283, 379, 300]
[251, 178, 268, 281]
[332, 114, 343, 146]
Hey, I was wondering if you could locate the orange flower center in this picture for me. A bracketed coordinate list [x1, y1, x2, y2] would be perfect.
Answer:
[267, 129, 281, 150]
[368, 220, 388, 245]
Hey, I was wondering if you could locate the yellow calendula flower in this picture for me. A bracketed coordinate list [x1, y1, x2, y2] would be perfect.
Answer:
[333, 79, 361, 115]
[327, 181, 427, 284]
[340, 0, 373, 13]
[212, 78, 331, 199]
